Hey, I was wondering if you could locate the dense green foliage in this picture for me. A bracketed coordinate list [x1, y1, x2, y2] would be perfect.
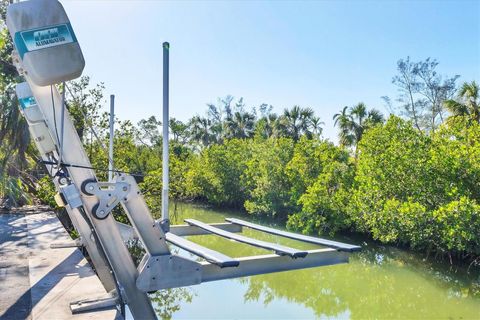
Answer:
[35, 176, 58, 209]
[287, 140, 354, 235]
[243, 138, 295, 218]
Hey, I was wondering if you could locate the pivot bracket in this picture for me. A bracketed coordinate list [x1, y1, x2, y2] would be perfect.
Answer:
[81, 177, 130, 219]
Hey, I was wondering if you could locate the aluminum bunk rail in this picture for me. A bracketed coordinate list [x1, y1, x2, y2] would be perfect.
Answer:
[226, 218, 362, 252]
[185, 219, 308, 258]
[165, 232, 240, 268]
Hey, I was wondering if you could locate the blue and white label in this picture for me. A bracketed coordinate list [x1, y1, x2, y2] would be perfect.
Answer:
[19, 96, 37, 110]
[14, 23, 77, 59]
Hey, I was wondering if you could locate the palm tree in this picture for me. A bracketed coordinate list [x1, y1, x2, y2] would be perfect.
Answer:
[255, 113, 278, 138]
[281, 106, 314, 141]
[333, 103, 384, 160]
[225, 111, 255, 139]
[333, 106, 355, 147]
[444, 81, 480, 124]
[309, 116, 324, 138]
[189, 116, 213, 147]
[350, 103, 384, 142]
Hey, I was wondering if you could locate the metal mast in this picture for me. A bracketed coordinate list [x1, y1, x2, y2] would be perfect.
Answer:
[108, 94, 115, 182]
[162, 42, 170, 229]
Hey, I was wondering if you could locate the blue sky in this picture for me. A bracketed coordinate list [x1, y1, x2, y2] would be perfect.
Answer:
[62, 0, 480, 142]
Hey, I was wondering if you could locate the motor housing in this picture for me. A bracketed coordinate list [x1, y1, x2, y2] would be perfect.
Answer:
[7, 0, 85, 86]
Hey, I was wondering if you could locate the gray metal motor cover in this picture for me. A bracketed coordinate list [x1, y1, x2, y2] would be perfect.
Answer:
[7, 0, 85, 86]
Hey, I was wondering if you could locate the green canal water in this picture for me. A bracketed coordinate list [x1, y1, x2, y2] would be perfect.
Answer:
[147, 202, 480, 319]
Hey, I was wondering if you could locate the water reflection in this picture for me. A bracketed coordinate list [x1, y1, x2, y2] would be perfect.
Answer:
[148, 202, 480, 319]
[236, 244, 480, 319]
[150, 288, 194, 320]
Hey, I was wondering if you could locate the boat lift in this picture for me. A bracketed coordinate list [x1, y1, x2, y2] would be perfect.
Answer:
[6, 0, 360, 318]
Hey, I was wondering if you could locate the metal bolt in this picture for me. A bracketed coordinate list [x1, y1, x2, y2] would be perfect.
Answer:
[88, 185, 94, 191]
[99, 210, 105, 215]
[122, 186, 128, 191]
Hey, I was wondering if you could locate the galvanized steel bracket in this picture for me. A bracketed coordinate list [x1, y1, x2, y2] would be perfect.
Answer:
[81, 176, 131, 219]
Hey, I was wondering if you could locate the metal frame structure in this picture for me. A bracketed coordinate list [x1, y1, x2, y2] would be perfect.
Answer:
[8, 5, 361, 319]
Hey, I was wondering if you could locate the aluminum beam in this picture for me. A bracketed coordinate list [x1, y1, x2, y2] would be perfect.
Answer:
[120, 175, 170, 256]
[169, 222, 242, 236]
[27, 81, 156, 319]
[185, 219, 307, 258]
[136, 247, 348, 292]
[226, 218, 361, 252]
[201, 248, 348, 283]
[16, 88, 116, 292]
[166, 232, 239, 268]
[116, 221, 242, 241]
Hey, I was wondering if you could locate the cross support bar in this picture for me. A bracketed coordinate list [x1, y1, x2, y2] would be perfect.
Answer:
[136, 248, 348, 292]
[116, 221, 242, 241]
[201, 248, 348, 283]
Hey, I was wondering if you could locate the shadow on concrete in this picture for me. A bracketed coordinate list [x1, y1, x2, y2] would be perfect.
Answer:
[1, 244, 86, 319]
[0, 213, 111, 319]
[0, 214, 31, 320]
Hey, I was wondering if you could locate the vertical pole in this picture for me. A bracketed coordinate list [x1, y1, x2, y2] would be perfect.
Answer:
[108, 94, 115, 182]
[59, 82, 66, 164]
[162, 42, 170, 229]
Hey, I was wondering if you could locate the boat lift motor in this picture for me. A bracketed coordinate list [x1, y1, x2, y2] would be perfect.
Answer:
[6, 0, 361, 319]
